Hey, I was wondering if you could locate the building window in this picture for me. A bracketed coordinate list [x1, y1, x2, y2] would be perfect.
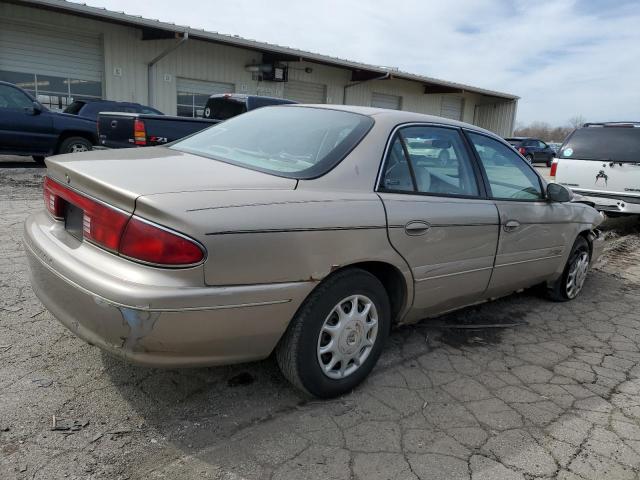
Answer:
[176, 91, 210, 118]
[0, 70, 102, 111]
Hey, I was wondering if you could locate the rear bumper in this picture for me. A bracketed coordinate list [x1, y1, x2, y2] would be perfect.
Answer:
[573, 190, 640, 215]
[24, 210, 315, 367]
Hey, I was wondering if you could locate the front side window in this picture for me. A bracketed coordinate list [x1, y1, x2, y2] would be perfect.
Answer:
[172, 106, 373, 178]
[380, 126, 480, 197]
[0, 84, 33, 109]
[467, 131, 543, 200]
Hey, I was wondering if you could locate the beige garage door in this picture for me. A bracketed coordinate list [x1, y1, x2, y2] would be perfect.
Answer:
[371, 92, 402, 110]
[440, 96, 464, 121]
[284, 80, 326, 104]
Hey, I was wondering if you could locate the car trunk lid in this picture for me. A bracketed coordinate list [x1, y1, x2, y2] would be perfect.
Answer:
[45, 146, 297, 213]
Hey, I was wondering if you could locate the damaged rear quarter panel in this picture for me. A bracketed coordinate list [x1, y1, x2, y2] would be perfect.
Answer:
[133, 189, 412, 287]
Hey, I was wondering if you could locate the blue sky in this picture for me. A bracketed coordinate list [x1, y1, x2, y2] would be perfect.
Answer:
[82, 0, 640, 126]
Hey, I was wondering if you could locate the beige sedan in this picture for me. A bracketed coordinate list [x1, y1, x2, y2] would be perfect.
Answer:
[24, 105, 604, 397]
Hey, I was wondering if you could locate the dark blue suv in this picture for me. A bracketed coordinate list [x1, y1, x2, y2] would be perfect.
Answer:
[0, 81, 161, 164]
[506, 137, 555, 167]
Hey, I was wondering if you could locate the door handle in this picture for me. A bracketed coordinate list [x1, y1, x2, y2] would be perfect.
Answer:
[504, 220, 521, 232]
[405, 221, 430, 236]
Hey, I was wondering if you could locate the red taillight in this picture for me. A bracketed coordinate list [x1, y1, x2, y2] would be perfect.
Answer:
[518, 147, 526, 156]
[43, 177, 65, 219]
[43, 177, 129, 251]
[42, 177, 204, 266]
[119, 217, 204, 266]
[550, 159, 558, 177]
[134, 119, 146, 146]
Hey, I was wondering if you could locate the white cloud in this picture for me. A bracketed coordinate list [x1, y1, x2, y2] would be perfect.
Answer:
[79, 0, 640, 125]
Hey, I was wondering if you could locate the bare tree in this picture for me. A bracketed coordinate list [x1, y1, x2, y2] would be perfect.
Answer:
[568, 115, 587, 129]
[513, 116, 587, 143]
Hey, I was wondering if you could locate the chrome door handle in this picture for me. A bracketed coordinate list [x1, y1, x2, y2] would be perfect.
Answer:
[504, 220, 521, 232]
[405, 221, 430, 236]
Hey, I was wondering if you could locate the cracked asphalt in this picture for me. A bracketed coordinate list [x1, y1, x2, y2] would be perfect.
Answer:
[2, 156, 640, 479]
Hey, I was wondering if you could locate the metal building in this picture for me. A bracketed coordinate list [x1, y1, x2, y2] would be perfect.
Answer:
[0, 0, 519, 136]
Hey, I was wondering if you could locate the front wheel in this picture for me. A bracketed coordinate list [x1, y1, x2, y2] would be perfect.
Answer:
[276, 269, 390, 398]
[548, 236, 591, 301]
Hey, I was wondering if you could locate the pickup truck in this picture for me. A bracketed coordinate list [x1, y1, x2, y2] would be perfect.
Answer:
[0, 81, 163, 163]
[98, 94, 295, 149]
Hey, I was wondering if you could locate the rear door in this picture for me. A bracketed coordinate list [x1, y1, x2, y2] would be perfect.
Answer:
[556, 126, 640, 196]
[465, 131, 574, 295]
[378, 124, 499, 318]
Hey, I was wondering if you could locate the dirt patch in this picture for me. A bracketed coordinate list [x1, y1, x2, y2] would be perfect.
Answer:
[595, 215, 640, 284]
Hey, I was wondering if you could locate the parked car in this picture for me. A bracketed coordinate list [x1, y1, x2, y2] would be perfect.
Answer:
[98, 94, 295, 149]
[0, 81, 163, 164]
[63, 99, 163, 121]
[548, 142, 562, 155]
[25, 105, 604, 398]
[505, 137, 555, 166]
[551, 122, 640, 215]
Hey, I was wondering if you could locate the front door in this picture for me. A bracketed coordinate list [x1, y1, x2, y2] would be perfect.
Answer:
[0, 83, 54, 155]
[378, 125, 500, 319]
[465, 131, 574, 296]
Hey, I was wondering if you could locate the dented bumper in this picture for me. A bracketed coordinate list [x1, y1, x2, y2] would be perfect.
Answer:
[24, 211, 314, 367]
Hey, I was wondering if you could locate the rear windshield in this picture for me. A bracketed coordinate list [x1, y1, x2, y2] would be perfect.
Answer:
[171, 106, 374, 179]
[63, 101, 86, 115]
[560, 127, 640, 162]
[204, 98, 246, 120]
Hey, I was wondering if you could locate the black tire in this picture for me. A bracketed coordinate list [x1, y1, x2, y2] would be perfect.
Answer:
[546, 158, 552, 168]
[32, 155, 45, 165]
[548, 236, 591, 302]
[276, 268, 390, 398]
[525, 154, 534, 164]
[58, 137, 93, 154]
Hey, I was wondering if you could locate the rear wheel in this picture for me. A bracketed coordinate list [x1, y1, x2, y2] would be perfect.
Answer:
[525, 154, 534, 164]
[59, 137, 93, 154]
[548, 236, 591, 301]
[276, 269, 390, 398]
[32, 155, 45, 165]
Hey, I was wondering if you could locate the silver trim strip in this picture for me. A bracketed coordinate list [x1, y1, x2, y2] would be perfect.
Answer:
[415, 266, 493, 282]
[495, 254, 563, 268]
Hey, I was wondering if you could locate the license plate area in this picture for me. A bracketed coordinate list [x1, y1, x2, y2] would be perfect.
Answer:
[64, 202, 84, 241]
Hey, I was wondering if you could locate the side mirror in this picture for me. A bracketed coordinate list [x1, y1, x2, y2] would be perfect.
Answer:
[547, 183, 573, 202]
[24, 102, 42, 115]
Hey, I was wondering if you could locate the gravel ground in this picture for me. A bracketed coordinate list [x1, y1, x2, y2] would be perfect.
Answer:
[2, 156, 640, 480]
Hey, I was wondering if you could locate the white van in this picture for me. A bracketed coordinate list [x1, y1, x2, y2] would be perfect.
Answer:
[551, 122, 640, 215]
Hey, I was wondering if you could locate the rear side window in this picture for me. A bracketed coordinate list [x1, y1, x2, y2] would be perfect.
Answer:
[204, 98, 246, 120]
[560, 127, 640, 162]
[380, 126, 480, 197]
[63, 101, 86, 115]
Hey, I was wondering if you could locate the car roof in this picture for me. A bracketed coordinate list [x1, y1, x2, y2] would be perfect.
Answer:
[284, 103, 502, 138]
